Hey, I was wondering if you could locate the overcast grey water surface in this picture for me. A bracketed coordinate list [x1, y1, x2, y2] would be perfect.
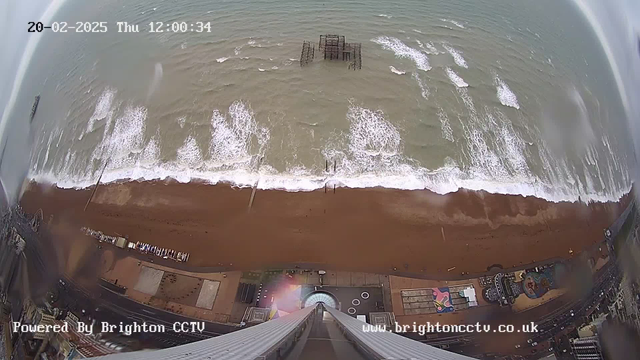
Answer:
[11, 0, 634, 202]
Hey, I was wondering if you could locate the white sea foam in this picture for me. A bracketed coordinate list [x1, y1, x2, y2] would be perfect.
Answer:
[177, 135, 203, 168]
[140, 135, 160, 165]
[41, 132, 54, 169]
[372, 36, 431, 71]
[494, 75, 520, 109]
[177, 116, 186, 128]
[209, 100, 269, 166]
[442, 44, 468, 68]
[445, 67, 468, 88]
[104, 106, 147, 169]
[56, 129, 64, 148]
[322, 104, 405, 179]
[216, 57, 229, 63]
[412, 29, 423, 34]
[437, 108, 454, 142]
[411, 72, 429, 99]
[440, 18, 465, 28]
[425, 42, 439, 54]
[415, 40, 440, 55]
[377, 14, 392, 19]
[86, 88, 116, 133]
[28, 89, 629, 203]
[389, 66, 406, 75]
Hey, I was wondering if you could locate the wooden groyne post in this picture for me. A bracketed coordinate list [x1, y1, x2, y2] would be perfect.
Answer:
[248, 156, 263, 212]
[84, 160, 109, 212]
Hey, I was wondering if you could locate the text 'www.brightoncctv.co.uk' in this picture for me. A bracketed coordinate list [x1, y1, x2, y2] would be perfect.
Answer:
[363, 322, 539, 336]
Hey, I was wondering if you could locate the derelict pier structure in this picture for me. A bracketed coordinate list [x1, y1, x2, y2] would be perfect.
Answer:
[300, 34, 362, 70]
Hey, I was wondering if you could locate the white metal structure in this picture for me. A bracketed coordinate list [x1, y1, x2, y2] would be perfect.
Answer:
[303, 291, 337, 308]
[91, 304, 475, 360]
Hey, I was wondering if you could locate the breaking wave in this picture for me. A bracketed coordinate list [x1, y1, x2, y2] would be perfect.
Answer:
[445, 67, 468, 88]
[177, 135, 203, 168]
[440, 18, 465, 29]
[437, 108, 455, 142]
[372, 36, 431, 71]
[494, 75, 520, 109]
[28, 85, 630, 203]
[416, 40, 440, 55]
[86, 88, 116, 133]
[442, 44, 468, 68]
[389, 66, 406, 75]
[412, 72, 429, 100]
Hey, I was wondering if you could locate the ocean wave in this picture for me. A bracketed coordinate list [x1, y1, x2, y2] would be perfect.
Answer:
[494, 75, 520, 109]
[440, 18, 465, 29]
[372, 36, 431, 71]
[376, 14, 392, 19]
[87, 104, 147, 173]
[209, 100, 269, 166]
[389, 66, 406, 75]
[454, 87, 534, 195]
[177, 135, 203, 168]
[177, 116, 186, 128]
[445, 67, 468, 88]
[28, 91, 629, 203]
[216, 57, 229, 63]
[437, 108, 454, 142]
[86, 88, 116, 133]
[140, 134, 159, 164]
[29, 151, 629, 203]
[442, 44, 468, 68]
[415, 40, 440, 55]
[411, 72, 429, 99]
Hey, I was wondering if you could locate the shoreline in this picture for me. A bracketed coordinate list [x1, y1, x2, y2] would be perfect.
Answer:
[20, 179, 632, 276]
[29, 171, 632, 204]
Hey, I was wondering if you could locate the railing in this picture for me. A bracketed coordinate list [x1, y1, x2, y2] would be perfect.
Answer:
[324, 305, 474, 359]
[90, 305, 318, 360]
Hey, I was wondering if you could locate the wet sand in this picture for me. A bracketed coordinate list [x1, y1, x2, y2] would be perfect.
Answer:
[20, 180, 631, 277]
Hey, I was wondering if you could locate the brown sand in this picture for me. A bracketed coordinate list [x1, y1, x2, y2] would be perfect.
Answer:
[20, 180, 631, 277]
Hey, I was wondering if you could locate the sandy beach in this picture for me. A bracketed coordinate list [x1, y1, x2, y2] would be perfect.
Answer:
[20, 180, 631, 277]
